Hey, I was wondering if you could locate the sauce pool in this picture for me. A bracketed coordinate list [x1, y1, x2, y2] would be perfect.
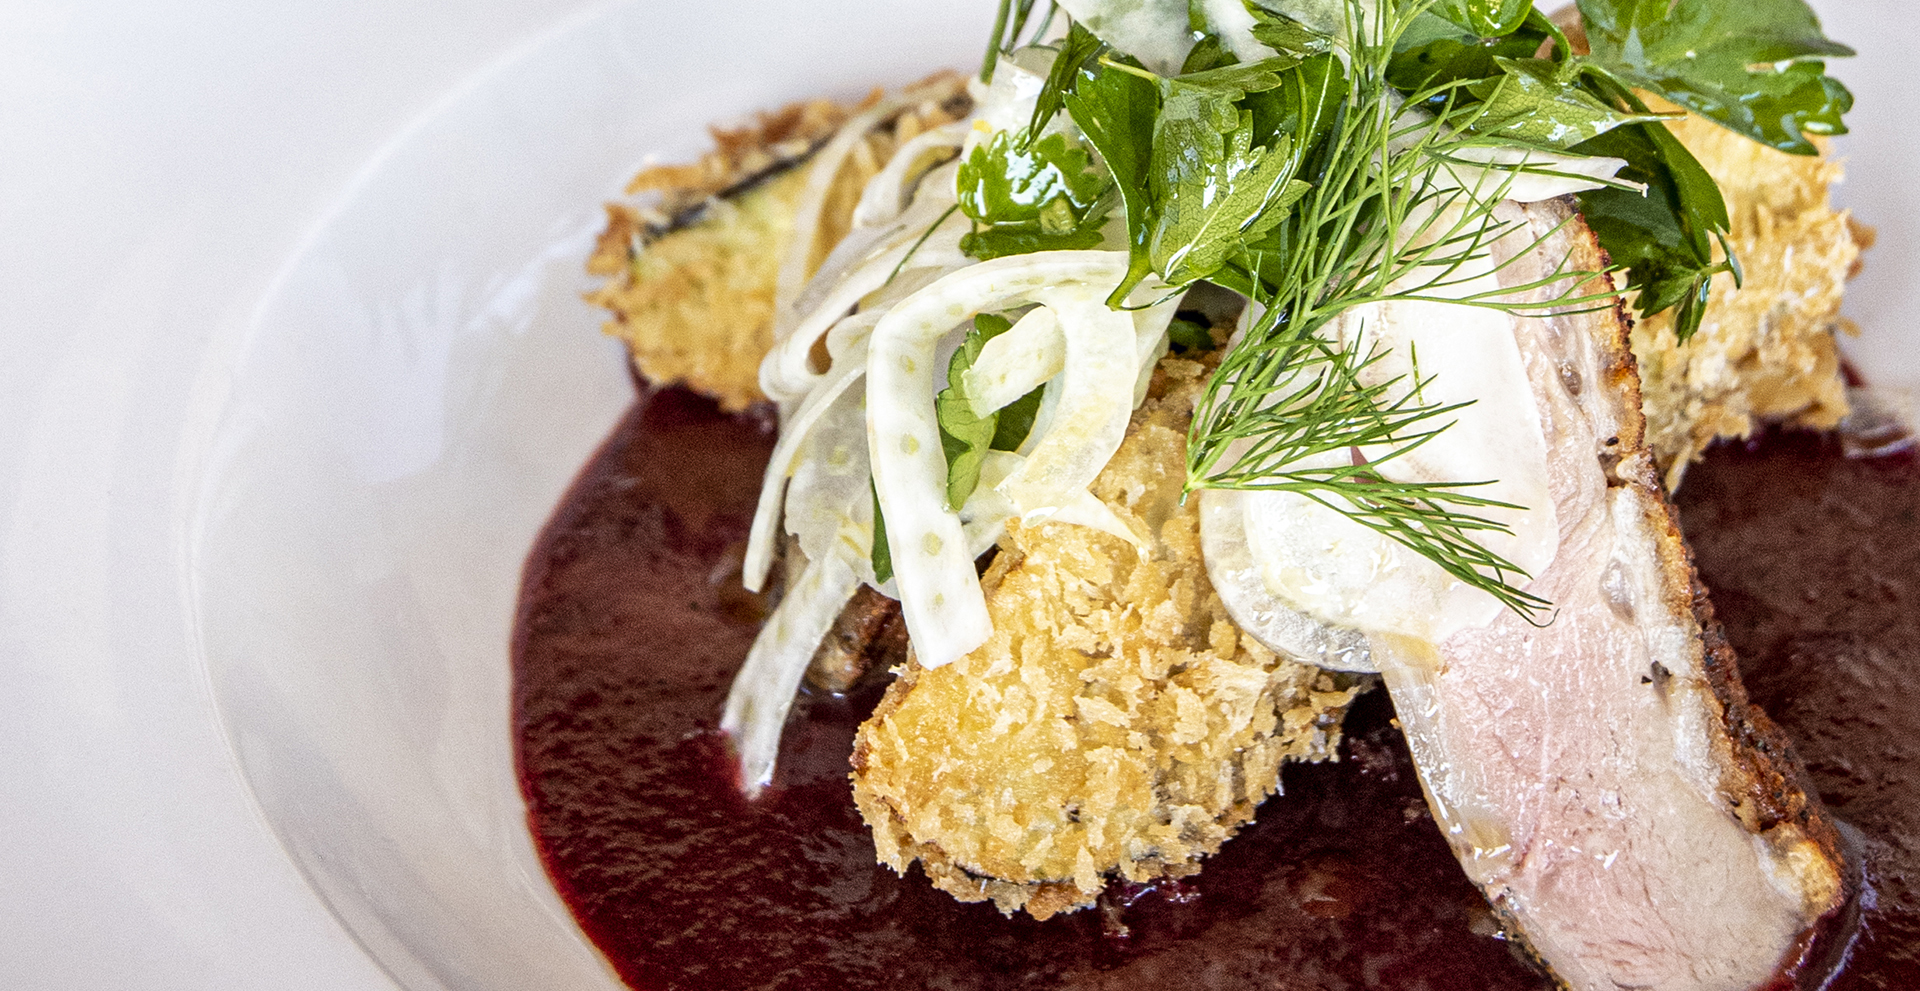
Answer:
[514, 385, 1918, 990]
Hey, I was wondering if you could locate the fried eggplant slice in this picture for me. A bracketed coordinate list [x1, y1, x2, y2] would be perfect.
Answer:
[851, 358, 1361, 919]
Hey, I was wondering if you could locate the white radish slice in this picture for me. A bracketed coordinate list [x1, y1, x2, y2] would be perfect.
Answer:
[1211, 205, 1557, 644]
[1199, 488, 1376, 671]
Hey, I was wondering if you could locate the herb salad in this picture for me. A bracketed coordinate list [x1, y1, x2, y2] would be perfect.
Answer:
[720, 0, 1851, 795]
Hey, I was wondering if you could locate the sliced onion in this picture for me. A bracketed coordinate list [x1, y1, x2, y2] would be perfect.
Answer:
[1043, 489, 1147, 547]
[788, 159, 965, 327]
[960, 450, 1142, 551]
[1195, 0, 1278, 62]
[761, 184, 970, 406]
[956, 450, 1024, 557]
[992, 291, 1148, 521]
[784, 374, 877, 571]
[742, 316, 875, 592]
[1129, 292, 1179, 405]
[772, 86, 944, 339]
[725, 366, 882, 793]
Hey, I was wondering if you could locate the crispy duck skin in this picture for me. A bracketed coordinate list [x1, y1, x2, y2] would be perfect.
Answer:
[1370, 199, 1848, 991]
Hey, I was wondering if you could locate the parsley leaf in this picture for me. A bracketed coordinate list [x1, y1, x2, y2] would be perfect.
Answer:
[1172, 55, 1306, 99]
[1180, 33, 1239, 75]
[960, 225, 1108, 260]
[1065, 57, 1161, 305]
[1573, 118, 1734, 341]
[1574, 0, 1853, 154]
[991, 380, 1044, 451]
[1167, 314, 1214, 351]
[1025, 21, 1107, 145]
[1389, 7, 1561, 101]
[1247, 8, 1334, 60]
[1466, 57, 1670, 149]
[937, 313, 1044, 509]
[1432, 0, 1534, 39]
[1256, 52, 1345, 170]
[958, 130, 1109, 226]
[1150, 94, 1310, 284]
[956, 129, 1114, 262]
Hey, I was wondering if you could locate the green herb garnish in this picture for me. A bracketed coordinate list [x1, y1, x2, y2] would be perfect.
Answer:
[1147, 57, 1325, 285]
[1063, 54, 1160, 305]
[960, 0, 1851, 615]
[957, 130, 1112, 260]
[870, 479, 893, 584]
[1575, 0, 1854, 156]
[935, 313, 1044, 510]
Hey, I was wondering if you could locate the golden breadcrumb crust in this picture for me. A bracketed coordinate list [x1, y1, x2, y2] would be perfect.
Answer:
[585, 77, 969, 411]
[587, 168, 811, 412]
[1630, 111, 1864, 490]
[849, 359, 1361, 919]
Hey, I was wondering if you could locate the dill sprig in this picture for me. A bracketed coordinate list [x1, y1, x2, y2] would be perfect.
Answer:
[1184, 0, 1613, 619]
[1194, 329, 1553, 617]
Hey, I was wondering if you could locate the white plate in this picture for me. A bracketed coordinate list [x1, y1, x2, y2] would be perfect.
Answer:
[184, 2, 977, 989]
[3, 1, 1910, 989]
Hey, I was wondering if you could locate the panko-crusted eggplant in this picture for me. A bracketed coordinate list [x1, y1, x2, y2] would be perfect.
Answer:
[586, 74, 971, 411]
[851, 358, 1361, 919]
[1548, 7, 1867, 490]
[1630, 114, 1865, 489]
